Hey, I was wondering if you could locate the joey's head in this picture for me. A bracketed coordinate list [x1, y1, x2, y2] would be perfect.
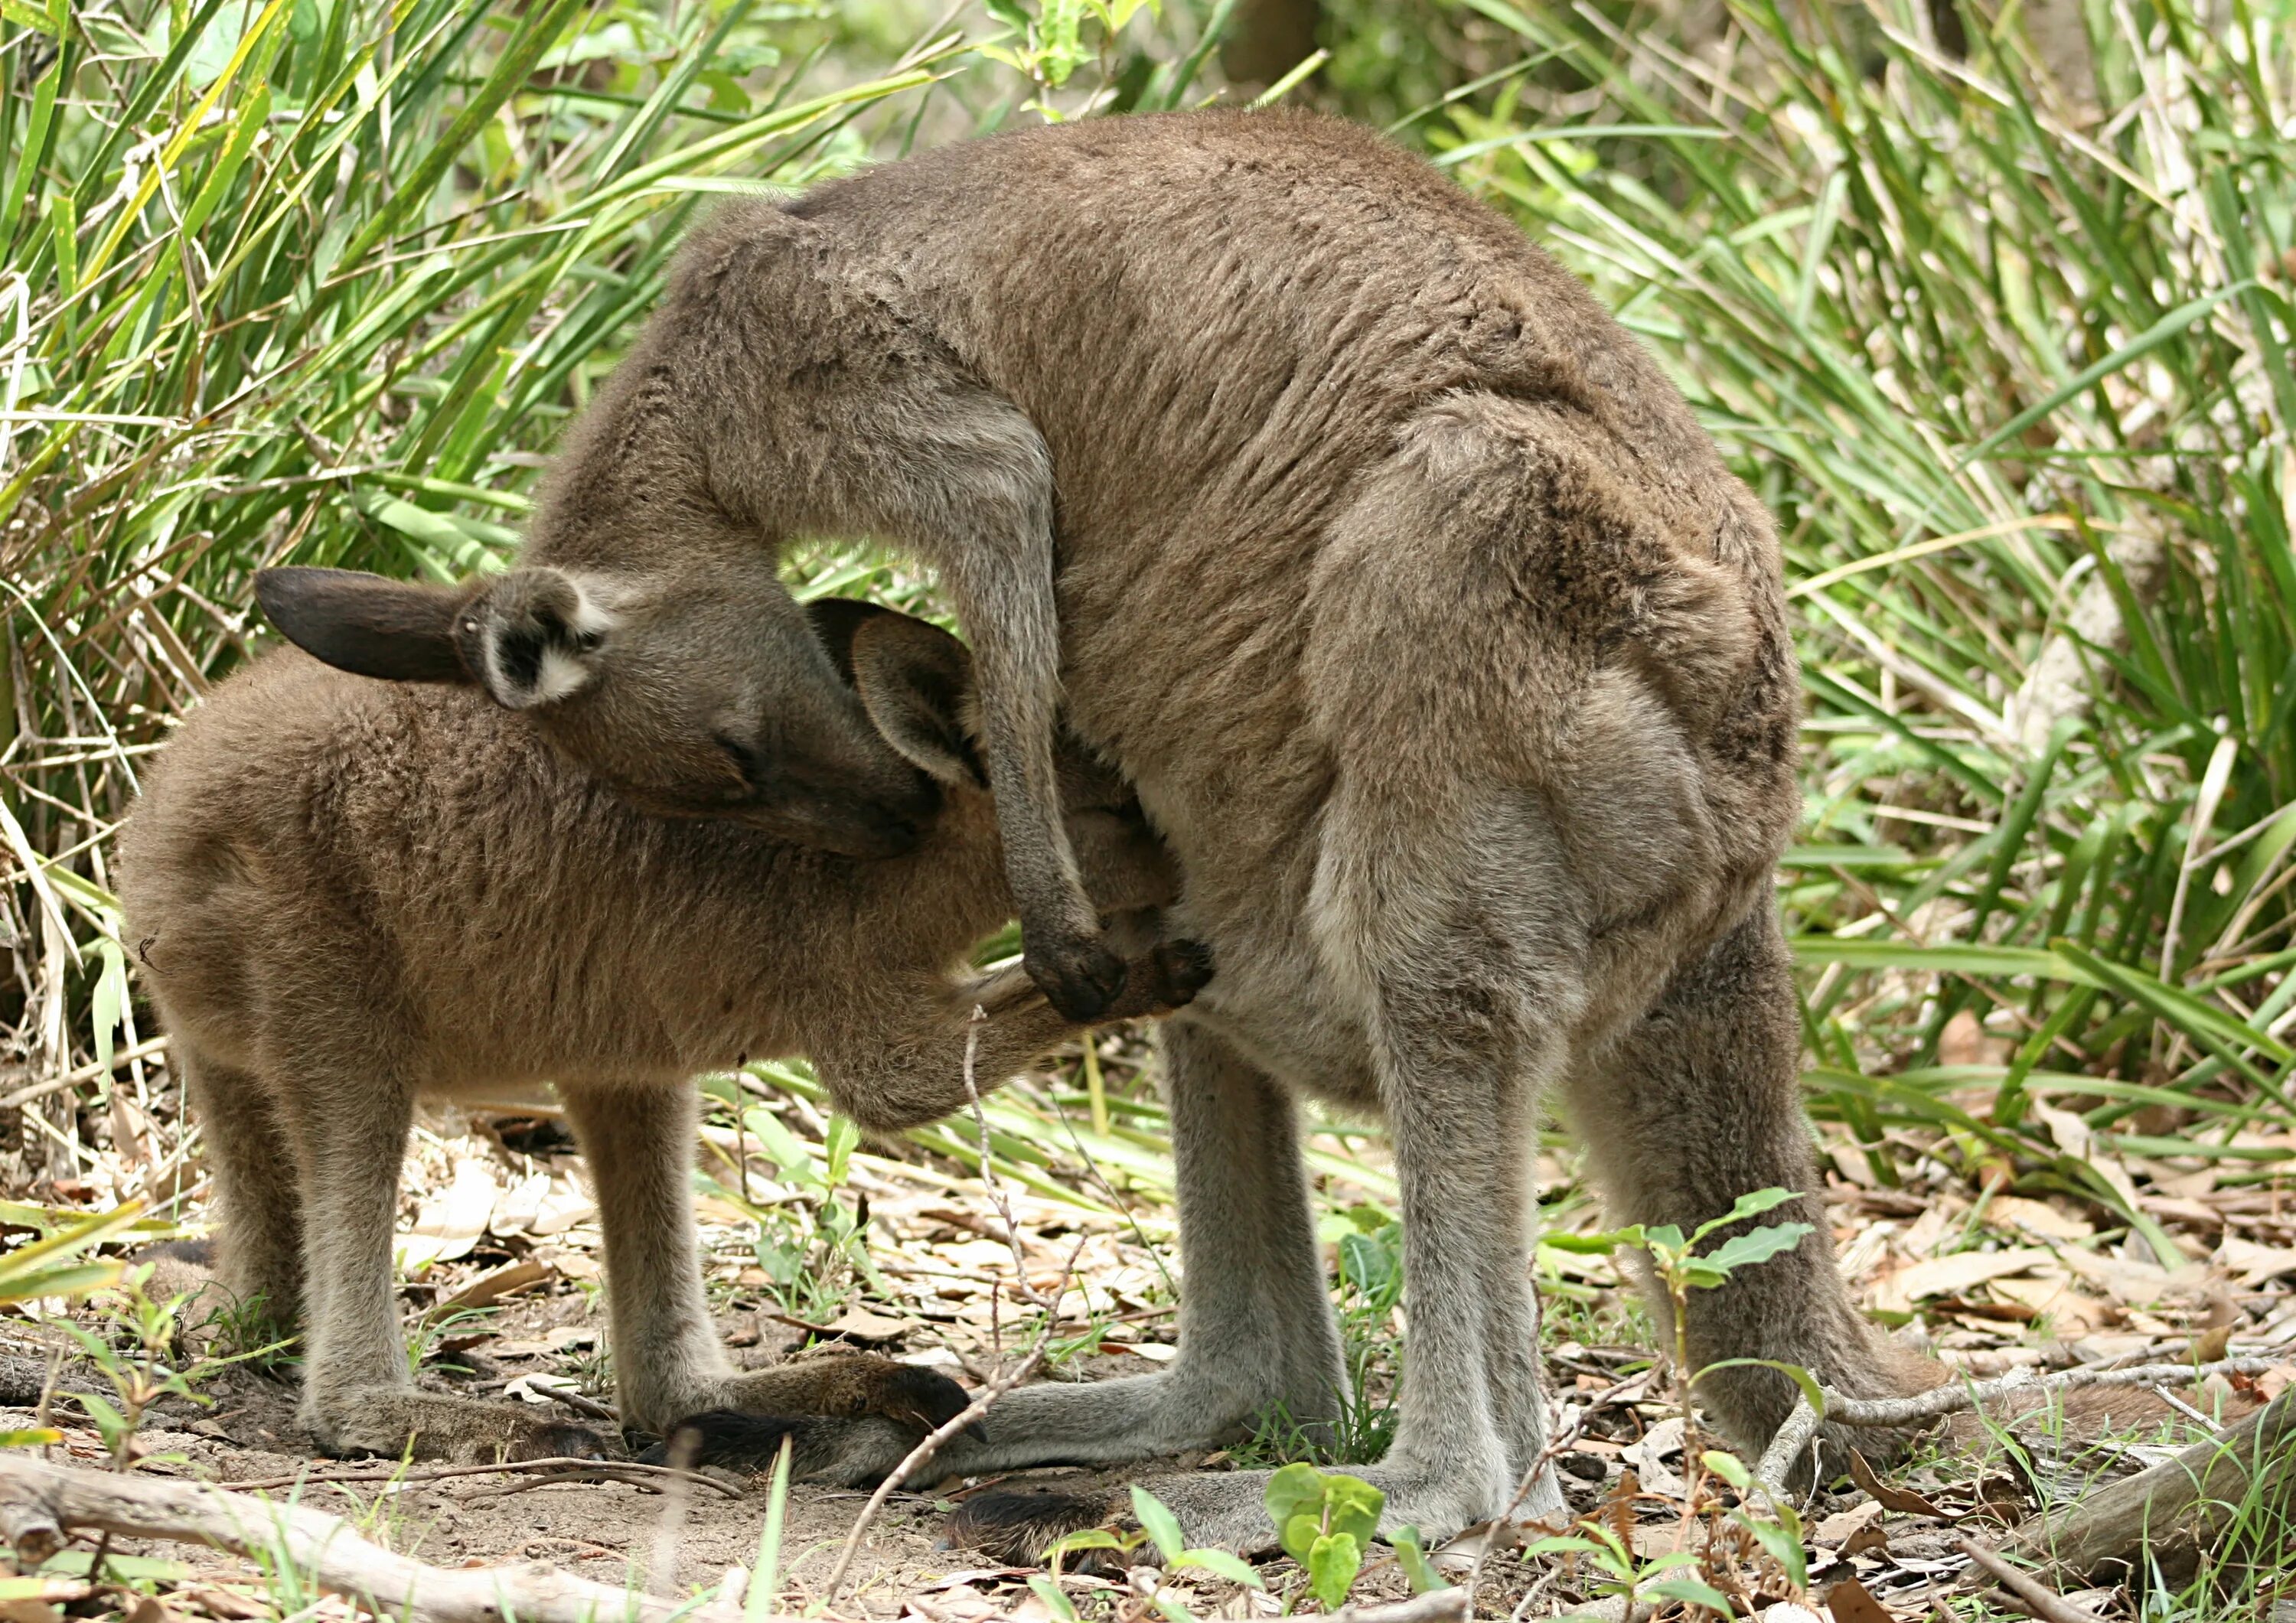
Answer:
[253, 559, 941, 859]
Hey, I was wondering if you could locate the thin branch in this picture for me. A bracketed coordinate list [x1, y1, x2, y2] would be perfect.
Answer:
[817, 1233, 1087, 1608]
[1958, 1537, 2109, 1623]
[1755, 1357, 2277, 1494]
[221, 1455, 736, 1498]
[0, 1455, 760, 1623]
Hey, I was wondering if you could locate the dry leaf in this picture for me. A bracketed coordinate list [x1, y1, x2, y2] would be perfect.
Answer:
[1939, 1011, 2010, 1067]
[1813, 1500, 1885, 1548]
[1848, 1449, 1949, 1517]
[1985, 1196, 2093, 1242]
[1824, 1576, 1894, 1623]
[441, 1256, 555, 1312]
[2216, 1236, 2296, 1288]
[1870, 1247, 2052, 1314]
[2190, 1322, 2232, 1364]
[1989, 1274, 2112, 1334]
[395, 1158, 500, 1271]
[1842, 1521, 1893, 1557]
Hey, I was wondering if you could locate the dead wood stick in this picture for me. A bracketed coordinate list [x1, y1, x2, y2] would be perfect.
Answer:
[0, 1454, 760, 1623]
[819, 1017, 1084, 1607]
[222, 1454, 737, 1497]
[1999, 1384, 2296, 1587]
[816, 1233, 1087, 1608]
[1958, 1538, 2108, 1623]
[1327, 1589, 1472, 1623]
[1755, 1357, 2276, 1494]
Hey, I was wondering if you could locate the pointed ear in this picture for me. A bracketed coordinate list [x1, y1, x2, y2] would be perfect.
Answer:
[848, 611, 983, 788]
[456, 566, 615, 710]
[255, 567, 472, 684]
[804, 596, 902, 688]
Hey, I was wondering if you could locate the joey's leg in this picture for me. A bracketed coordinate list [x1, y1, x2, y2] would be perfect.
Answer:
[287, 1053, 599, 1462]
[1566, 909, 1936, 1472]
[813, 945, 1213, 1134]
[557, 1080, 969, 1440]
[174, 1044, 304, 1335]
[664, 1018, 1340, 1489]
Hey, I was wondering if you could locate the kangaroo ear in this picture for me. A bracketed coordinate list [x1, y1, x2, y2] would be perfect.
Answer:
[847, 611, 983, 788]
[804, 596, 902, 688]
[255, 567, 472, 684]
[455, 566, 615, 710]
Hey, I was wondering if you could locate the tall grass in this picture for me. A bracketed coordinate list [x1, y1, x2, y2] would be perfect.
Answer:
[1416, 0, 2296, 1204]
[0, 0, 1218, 1182]
[4, 0, 2291, 1215]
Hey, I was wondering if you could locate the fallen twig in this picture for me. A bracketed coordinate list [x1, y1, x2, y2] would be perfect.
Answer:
[0, 1454, 757, 1623]
[819, 1012, 1084, 1607]
[816, 1234, 1085, 1608]
[1327, 1590, 1473, 1623]
[1958, 1537, 2109, 1623]
[221, 1453, 737, 1498]
[1755, 1357, 2277, 1494]
[2000, 1384, 2296, 1586]
[1467, 1364, 1661, 1584]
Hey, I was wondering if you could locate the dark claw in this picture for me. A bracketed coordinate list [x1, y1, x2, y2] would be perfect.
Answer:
[1155, 938, 1215, 1005]
[945, 1485, 1127, 1569]
[1027, 934, 1127, 1023]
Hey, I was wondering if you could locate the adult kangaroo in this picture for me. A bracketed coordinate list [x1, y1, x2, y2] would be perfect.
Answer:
[272, 109, 1929, 1549]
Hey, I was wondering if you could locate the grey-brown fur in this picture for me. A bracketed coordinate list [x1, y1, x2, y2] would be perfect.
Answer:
[249, 109, 1933, 1545]
[116, 602, 1202, 1462]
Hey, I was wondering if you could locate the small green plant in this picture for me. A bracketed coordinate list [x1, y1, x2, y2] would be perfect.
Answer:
[0, 1201, 149, 1449]
[1535, 1188, 1822, 1617]
[1043, 1485, 1263, 1621]
[1236, 1208, 1403, 1468]
[1543, 1187, 1814, 1428]
[56, 1263, 279, 1471]
[1265, 1462, 1384, 1610]
[708, 1100, 890, 1322]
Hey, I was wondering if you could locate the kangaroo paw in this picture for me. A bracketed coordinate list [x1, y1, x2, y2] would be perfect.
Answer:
[946, 1485, 1127, 1569]
[719, 1352, 974, 1432]
[309, 1391, 606, 1464]
[1025, 930, 1127, 1022]
[1103, 937, 1215, 1021]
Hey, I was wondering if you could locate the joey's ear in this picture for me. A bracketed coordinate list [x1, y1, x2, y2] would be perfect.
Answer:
[804, 596, 901, 687]
[847, 612, 983, 787]
[453, 566, 615, 710]
[256, 567, 471, 684]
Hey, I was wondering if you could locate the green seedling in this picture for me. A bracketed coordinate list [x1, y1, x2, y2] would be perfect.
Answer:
[1045, 1485, 1262, 1621]
[1266, 1462, 1385, 1610]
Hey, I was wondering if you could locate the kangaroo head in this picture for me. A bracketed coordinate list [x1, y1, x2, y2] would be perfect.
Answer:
[255, 560, 941, 859]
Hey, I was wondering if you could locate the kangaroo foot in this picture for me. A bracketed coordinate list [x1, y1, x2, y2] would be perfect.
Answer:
[947, 1485, 1127, 1567]
[1026, 926, 1127, 1023]
[1106, 938, 1215, 1019]
[639, 1354, 974, 1471]
[306, 1389, 606, 1464]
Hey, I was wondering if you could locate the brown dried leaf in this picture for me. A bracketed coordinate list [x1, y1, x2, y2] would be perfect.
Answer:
[1823, 1576, 1893, 1623]
[1847, 1449, 1949, 1518]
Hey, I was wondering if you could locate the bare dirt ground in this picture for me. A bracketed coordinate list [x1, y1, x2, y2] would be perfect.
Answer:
[2, 1036, 2293, 1619]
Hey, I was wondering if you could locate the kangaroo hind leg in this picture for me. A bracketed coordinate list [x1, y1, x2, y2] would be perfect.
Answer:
[1565, 911, 1938, 1475]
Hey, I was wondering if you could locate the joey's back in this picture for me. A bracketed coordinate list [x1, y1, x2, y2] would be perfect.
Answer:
[119, 650, 1013, 1091]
